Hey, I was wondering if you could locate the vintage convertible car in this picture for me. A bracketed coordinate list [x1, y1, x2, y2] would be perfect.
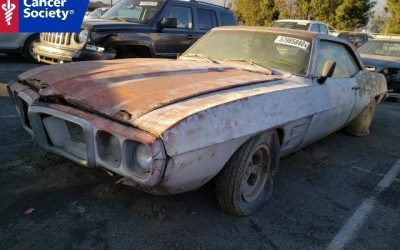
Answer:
[9, 27, 387, 216]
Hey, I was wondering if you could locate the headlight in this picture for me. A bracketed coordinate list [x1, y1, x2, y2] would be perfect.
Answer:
[135, 144, 153, 171]
[75, 29, 89, 43]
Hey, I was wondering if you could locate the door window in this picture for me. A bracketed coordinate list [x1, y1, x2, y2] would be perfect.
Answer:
[220, 12, 236, 26]
[316, 41, 361, 78]
[319, 24, 329, 34]
[197, 8, 217, 30]
[310, 24, 320, 33]
[164, 6, 193, 29]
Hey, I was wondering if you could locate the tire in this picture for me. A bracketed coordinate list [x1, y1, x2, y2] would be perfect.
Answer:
[345, 99, 377, 136]
[23, 34, 39, 63]
[216, 131, 280, 216]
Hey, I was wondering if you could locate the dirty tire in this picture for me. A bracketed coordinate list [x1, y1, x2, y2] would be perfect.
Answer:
[216, 131, 280, 216]
[23, 35, 39, 63]
[345, 99, 377, 136]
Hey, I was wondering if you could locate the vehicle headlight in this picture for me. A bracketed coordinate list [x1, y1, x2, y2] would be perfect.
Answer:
[75, 29, 89, 43]
[135, 144, 153, 171]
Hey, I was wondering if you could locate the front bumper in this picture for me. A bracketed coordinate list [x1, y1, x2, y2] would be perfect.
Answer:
[33, 42, 116, 64]
[9, 82, 166, 188]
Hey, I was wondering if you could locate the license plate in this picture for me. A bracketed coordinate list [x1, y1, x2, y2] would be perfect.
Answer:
[86, 44, 105, 52]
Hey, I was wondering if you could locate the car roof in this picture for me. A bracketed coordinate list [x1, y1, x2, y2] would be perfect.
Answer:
[338, 32, 368, 35]
[213, 26, 319, 39]
[368, 39, 400, 43]
[166, 0, 230, 10]
[274, 19, 327, 25]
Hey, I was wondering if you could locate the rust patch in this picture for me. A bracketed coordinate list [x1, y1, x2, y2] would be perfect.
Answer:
[112, 110, 132, 121]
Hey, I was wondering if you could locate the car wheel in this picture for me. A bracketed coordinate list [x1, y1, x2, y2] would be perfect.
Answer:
[345, 98, 377, 136]
[216, 131, 280, 216]
[23, 35, 39, 63]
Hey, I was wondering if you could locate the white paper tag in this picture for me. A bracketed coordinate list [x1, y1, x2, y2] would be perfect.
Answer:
[139, 1, 159, 6]
[274, 36, 310, 50]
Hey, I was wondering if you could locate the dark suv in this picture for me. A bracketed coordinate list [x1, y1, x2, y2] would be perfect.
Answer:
[33, 0, 237, 64]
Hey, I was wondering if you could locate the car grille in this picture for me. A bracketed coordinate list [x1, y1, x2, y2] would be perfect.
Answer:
[66, 120, 85, 143]
[41, 32, 73, 46]
[42, 116, 87, 161]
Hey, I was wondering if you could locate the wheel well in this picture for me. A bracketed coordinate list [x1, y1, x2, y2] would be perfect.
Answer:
[114, 45, 150, 58]
[24, 33, 40, 47]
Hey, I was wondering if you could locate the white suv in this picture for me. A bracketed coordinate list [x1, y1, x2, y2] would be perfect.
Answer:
[272, 20, 329, 34]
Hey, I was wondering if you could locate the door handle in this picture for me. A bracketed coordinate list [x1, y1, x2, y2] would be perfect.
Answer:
[352, 86, 361, 91]
[187, 35, 196, 40]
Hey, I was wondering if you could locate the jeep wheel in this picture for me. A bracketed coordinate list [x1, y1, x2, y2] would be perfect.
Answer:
[216, 131, 280, 216]
[23, 34, 40, 63]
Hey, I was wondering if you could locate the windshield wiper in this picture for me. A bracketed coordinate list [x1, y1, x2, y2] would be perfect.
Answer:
[226, 59, 273, 75]
[182, 54, 220, 64]
[105, 16, 127, 22]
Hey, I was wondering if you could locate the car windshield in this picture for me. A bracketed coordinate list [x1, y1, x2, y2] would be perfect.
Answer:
[271, 21, 310, 31]
[102, 0, 163, 23]
[88, 8, 108, 19]
[358, 41, 400, 57]
[180, 30, 312, 75]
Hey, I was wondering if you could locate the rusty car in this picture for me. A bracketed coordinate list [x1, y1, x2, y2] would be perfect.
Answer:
[9, 27, 387, 216]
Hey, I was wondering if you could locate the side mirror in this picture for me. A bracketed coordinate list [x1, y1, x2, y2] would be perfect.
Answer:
[318, 60, 336, 84]
[159, 17, 178, 30]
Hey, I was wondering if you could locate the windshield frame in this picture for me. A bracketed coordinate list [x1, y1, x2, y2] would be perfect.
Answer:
[101, 0, 165, 24]
[180, 29, 314, 77]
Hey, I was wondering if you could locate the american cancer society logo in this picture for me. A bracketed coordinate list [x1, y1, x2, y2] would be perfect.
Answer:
[0, 0, 88, 32]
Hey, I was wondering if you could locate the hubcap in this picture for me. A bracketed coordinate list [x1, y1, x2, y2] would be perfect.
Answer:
[242, 144, 271, 203]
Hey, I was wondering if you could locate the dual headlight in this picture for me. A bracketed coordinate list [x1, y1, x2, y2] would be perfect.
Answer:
[75, 29, 90, 44]
[96, 131, 154, 173]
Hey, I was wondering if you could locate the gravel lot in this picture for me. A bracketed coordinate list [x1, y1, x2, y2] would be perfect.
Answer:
[0, 54, 399, 250]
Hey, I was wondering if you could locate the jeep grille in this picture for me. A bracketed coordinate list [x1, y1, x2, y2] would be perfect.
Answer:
[41, 32, 73, 46]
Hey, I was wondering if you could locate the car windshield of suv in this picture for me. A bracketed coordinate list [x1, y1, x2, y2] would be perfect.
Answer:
[102, 0, 163, 23]
[180, 30, 312, 75]
[88, 8, 109, 19]
[271, 21, 310, 31]
[358, 41, 400, 57]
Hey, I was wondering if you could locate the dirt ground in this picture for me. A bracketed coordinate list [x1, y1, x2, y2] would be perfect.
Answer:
[0, 54, 399, 250]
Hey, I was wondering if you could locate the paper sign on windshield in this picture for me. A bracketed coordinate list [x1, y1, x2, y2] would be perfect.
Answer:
[274, 36, 310, 50]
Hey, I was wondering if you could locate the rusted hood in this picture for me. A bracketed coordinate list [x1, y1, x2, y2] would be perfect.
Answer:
[19, 59, 280, 124]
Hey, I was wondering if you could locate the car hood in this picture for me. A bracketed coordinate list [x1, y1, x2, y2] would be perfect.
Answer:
[19, 59, 280, 126]
[82, 19, 151, 31]
[361, 54, 400, 69]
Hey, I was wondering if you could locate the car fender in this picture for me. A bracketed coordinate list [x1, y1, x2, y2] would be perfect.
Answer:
[100, 33, 156, 56]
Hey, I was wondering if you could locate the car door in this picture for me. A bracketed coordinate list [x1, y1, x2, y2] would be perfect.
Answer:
[153, 4, 201, 57]
[305, 40, 362, 142]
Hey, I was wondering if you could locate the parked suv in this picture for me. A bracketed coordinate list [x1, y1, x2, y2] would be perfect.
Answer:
[33, 0, 237, 64]
[272, 20, 329, 34]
